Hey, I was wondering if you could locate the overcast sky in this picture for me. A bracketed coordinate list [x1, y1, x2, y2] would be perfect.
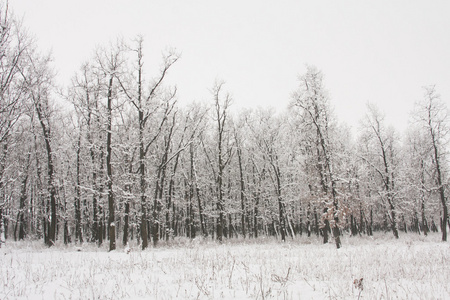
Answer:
[12, 1, 450, 134]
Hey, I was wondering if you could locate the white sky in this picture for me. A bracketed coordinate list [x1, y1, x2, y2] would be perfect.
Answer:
[11, 0, 450, 134]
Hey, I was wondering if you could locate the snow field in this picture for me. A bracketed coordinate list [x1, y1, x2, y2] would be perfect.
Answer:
[0, 233, 449, 299]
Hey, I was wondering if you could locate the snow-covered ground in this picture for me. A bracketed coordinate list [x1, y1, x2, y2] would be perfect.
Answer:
[1, 233, 449, 299]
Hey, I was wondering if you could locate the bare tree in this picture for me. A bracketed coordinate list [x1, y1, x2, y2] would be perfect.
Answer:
[182, 105, 209, 239]
[94, 41, 127, 251]
[361, 104, 400, 239]
[403, 128, 432, 235]
[70, 62, 106, 244]
[210, 82, 233, 242]
[118, 36, 178, 249]
[415, 86, 449, 241]
[247, 109, 290, 241]
[292, 66, 342, 248]
[0, 2, 32, 238]
[233, 116, 248, 238]
[23, 51, 58, 246]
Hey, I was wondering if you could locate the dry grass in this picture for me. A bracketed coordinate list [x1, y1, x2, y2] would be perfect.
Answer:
[1, 233, 449, 299]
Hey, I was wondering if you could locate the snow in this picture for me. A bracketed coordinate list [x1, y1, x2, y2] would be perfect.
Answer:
[1, 233, 449, 299]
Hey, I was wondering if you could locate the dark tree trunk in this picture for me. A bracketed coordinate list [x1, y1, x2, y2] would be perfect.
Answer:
[419, 159, 428, 236]
[165, 150, 180, 240]
[381, 135, 398, 239]
[314, 208, 319, 236]
[214, 134, 226, 242]
[91, 150, 99, 243]
[368, 208, 373, 236]
[34, 100, 57, 247]
[153, 120, 175, 246]
[0, 143, 7, 242]
[251, 164, 260, 239]
[3, 208, 8, 241]
[139, 130, 148, 249]
[138, 97, 149, 249]
[0, 208, 3, 243]
[433, 140, 447, 241]
[97, 148, 105, 246]
[185, 178, 195, 239]
[323, 214, 329, 244]
[106, 75, 116, 251]
[87, 101, 99, 243]
[389, 199, 399, 239]
[17, 159, 30, 241]
[63, 219, 70, 245]
[123, 198, 130, 246]
[75, 131, 82, 244]
[402, 215, 407, 233]
[306, 203, 312, 237]
[195, 171, 207, 238]
[213, 83, 232, 243]
[275, 168, 286, 242]
[237, 147, 246, 238]
[359, 201, 365, 235]
[424, 89, 448, 242]
[122, 156, 133, 246]
[253, 196, 259, 239]
[350, 215, 358, 236]
[298, 204, 303, 236]
[228, 214, 233, 238]
[153, 165, 164, 246]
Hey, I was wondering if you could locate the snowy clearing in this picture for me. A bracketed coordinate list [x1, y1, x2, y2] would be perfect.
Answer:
[1, 233, 449, 300]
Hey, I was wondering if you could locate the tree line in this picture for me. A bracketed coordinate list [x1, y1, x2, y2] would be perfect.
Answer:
[0, 4, 448, 250]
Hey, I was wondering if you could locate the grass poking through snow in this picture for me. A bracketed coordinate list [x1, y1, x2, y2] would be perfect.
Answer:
[1, 233, 449, 299]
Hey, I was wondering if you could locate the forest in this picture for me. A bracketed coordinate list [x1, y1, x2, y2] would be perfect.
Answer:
[1, 3, 449, 252]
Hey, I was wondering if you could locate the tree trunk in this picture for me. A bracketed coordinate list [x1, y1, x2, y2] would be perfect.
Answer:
[153, 165, 164, 246]
[0, 208, 4, 243]
[237, 147, 246, 238]
[34, 100, 57, 247]
[193, 153, 207, 237]
[217, 161, 224, 242]
[432, 137, 447, 241]
[213, 83, 232, 243]
[275, 166, 286, 242]
[388, 196, 399, 239]
[252, 164, 260, 239]
[165, 150, 180, 240]
[17, 152, 30, 241]
[97, 148, 105, 245]
[350, 215, 357, 236]
[15, 192, 27, 242]
[87, 102, 99, 243]
[122, 161, 132, 246]
[106, 75, 116, 251]
[75, 130, 82, 244]
[123, 197, 130, 246]
[0, 143, 7, 242]
[306, 203, 312, 237]
[322, 214, 329, 244]
[359, 201, 365, 235]
[314, 208, 319, 236]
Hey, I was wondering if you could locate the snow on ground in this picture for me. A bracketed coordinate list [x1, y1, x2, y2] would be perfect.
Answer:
[0, 233, 449, 299]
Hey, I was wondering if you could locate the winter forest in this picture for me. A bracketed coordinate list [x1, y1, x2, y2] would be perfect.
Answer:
[1, 2, 449, 252]
[2, 1, 450, 298]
